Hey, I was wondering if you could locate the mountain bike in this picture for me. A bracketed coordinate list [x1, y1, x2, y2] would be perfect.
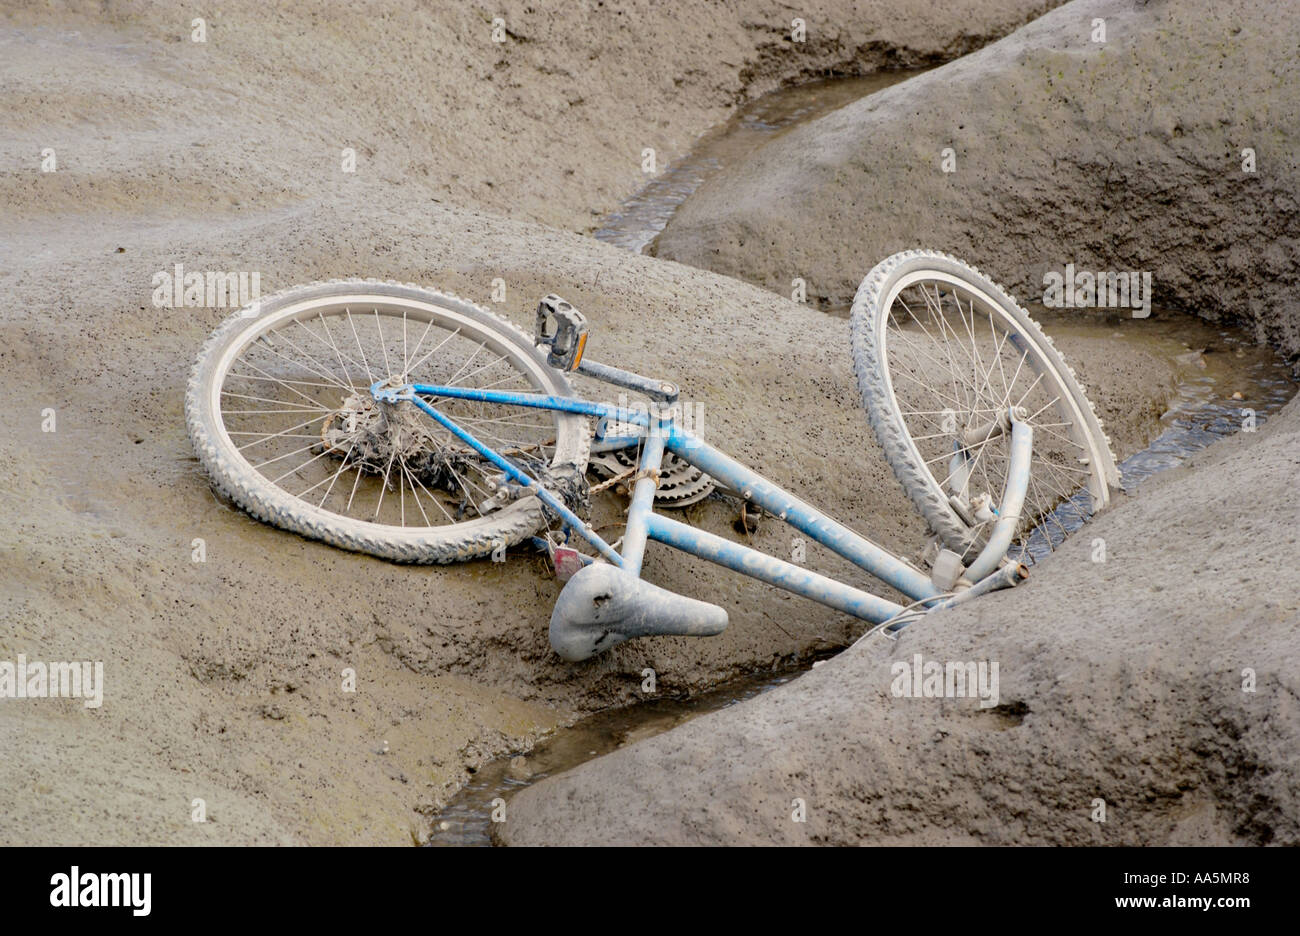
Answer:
[185, 250, 1118, 660]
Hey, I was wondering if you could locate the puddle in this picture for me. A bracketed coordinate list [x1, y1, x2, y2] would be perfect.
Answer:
[430, 72, 1298, 844]
[593, 69, 930, 254]
[1031, 309, 1294, 487]
[427, 659, 827, 846]
[1012, 308, 1296, 561]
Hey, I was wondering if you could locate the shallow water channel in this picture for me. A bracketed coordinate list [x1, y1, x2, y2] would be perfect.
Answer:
[593, 69, 929, 253]
[427, 659, 829, 846]
[429, 71, 1298, 846]
[1016, 308, 1295, 562]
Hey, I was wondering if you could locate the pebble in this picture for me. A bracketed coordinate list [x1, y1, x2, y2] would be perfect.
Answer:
[507, 755, 532, 780]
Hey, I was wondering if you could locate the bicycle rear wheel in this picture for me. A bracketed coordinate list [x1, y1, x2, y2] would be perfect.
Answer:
[851, 251, 1118, 563]
[185, 280, 590, 562]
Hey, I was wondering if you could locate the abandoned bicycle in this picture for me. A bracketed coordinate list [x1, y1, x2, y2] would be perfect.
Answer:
[185, 250, 1118, 660]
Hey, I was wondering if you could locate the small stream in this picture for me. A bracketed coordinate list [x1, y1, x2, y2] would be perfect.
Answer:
[429, 71, 1298, 845]
[1013, 309, 1295, 562]
[593, 69, 930, 254]
[427, 659, 829, 846]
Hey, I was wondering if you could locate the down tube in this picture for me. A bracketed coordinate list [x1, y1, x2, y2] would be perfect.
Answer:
[665, 427, 940, 603]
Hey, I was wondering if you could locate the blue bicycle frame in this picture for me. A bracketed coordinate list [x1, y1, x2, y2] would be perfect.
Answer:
[373, 371, 1030, 629]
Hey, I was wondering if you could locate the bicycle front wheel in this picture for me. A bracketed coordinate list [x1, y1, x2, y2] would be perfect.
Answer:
[185, 280, 590, 563]
[851, 251, 1118, 563]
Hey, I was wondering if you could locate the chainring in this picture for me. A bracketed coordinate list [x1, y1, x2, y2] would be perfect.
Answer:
[587, 447, 717, 507]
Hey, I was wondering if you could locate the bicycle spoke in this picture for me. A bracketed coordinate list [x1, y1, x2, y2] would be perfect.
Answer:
[882, 273, 1103, 553]
[345, 308, 375, 384]
[213, 299, 568, 535]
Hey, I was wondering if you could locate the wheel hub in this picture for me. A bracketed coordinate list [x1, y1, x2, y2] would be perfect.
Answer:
[319, 392, 472, 493]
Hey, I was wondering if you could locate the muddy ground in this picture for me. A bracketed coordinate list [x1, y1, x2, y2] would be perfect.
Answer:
[0, 0, 1288, 847]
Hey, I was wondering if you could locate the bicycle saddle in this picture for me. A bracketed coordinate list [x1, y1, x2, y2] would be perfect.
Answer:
[549, 563, 729, 662]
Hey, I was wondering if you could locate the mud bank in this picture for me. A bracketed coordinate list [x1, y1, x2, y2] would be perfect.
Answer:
[0, 0, 1062, 234]
[654, 0, 1300, 363]
[6, 191, 1182, 845]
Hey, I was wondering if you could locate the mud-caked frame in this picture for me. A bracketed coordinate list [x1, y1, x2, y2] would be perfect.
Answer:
[371, 294, 1034, 659]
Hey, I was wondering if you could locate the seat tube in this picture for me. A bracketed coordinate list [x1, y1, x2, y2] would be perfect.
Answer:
[618, 416, 668, 578]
